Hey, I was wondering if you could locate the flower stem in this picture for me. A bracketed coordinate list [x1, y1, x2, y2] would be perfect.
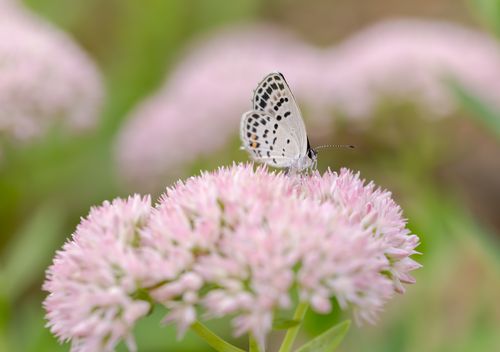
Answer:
[249, 333, 260, 352]
[278, 302, 309, 352]
[190, 320, 245, 352]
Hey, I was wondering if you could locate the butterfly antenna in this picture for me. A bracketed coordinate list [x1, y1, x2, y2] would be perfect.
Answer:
[314, 144, 355, 152]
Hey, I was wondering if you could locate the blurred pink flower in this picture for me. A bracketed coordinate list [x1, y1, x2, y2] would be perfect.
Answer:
[115, 20, 500, 190]
[114, 25, 321, 190]
[141, 164, 420, 345]
[43, 195, 152, 352]
[0, 1, 103, 142]
[321, 19, 500, 119]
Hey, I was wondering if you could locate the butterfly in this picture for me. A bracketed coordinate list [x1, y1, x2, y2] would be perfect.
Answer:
[240, 72, 317, 173]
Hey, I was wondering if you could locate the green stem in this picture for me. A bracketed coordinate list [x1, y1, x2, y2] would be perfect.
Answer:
[278, 302, 309, 352]
[249, 333, 260, 352]
[190, 320, 245, 352]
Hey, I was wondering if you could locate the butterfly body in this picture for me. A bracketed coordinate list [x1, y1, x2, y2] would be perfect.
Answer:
[240, 72, 317, 173]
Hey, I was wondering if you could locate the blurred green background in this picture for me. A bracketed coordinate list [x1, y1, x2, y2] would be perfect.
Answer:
[1, 0, 499, 351]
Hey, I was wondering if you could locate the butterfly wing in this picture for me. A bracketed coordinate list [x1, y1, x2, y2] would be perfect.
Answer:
[252, 72, 308, 157]
[240, 110, 302, 168]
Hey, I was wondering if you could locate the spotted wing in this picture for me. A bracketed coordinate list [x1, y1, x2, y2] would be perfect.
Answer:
[252, 72, 307, 157]
[240, 110, 302, 168]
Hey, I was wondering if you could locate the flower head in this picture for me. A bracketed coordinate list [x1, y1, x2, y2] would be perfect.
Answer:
[43, 195, 152, 352]
[44, 165, 420, 350]
[0, 1, 103, 142]
[141, 164, 420, 345]
[302, 169, 421, 319]
[115, 24, 320, 191]
[322, 19, 500, 119]
[115, 20, 500, 190]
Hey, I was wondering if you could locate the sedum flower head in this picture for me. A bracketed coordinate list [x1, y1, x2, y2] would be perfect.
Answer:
[115, 20, 500, 190]
[44, 164, 420, 350]
[115, 24, 320, 191]
[322, 19, 500, 119]
[141, 164, 420, 345]
[43, 195, 152, 352]
[0, 1, 103, 143]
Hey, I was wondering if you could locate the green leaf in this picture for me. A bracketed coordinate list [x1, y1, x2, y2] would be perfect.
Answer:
[272, 317, 301, 330]
[448, 79, 500, 140]
[1, 203, 65, 300]
[190, 321, 245, 352]
[295, 320, 350, 352]
[469, 0, 500, 36]
[249, 333, 260, 352]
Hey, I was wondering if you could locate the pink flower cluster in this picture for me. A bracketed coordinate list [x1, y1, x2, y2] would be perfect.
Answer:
[0, 1, 103, 143]
[115, 20, 500, 190]
[115, 24, 319, 190]
[43, 195, 152, 352]
[322, 19, 500, 119]
[44, 164, 420, 351]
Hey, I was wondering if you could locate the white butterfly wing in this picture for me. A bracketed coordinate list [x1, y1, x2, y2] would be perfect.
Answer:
[252, 72, 308, 156]
[240, 110, 302, 168]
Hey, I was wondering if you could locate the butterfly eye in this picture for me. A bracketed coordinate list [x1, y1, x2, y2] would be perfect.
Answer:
[308, 148, 317, 159]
